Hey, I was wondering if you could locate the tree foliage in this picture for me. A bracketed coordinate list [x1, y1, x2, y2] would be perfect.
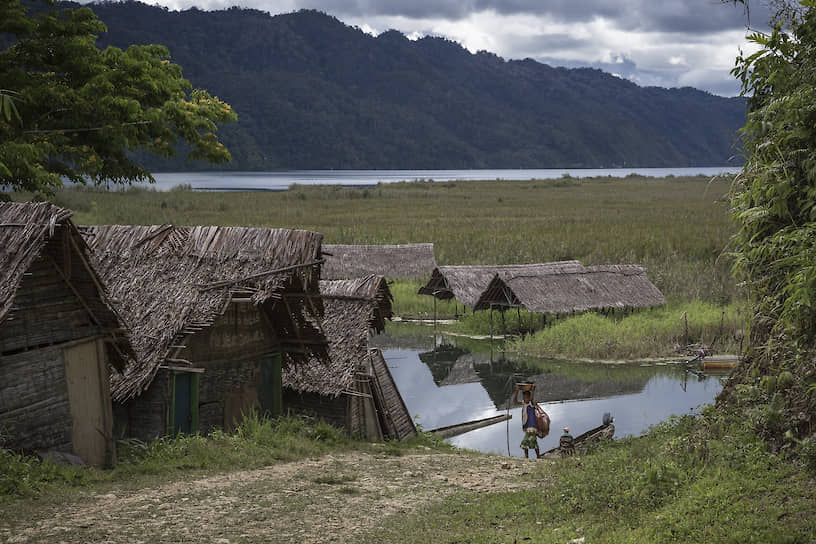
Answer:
[727, 0, 816, 441]
[0, 0, 236, 194]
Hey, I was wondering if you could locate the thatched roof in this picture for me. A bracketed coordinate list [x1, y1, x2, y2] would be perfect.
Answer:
[474, 263, 666, 313]
[282, 275, 392, 397]
[82, 225, 326, 401]
[419, 261, 583, 307]
[322, 243, 436, 280]
[0, 202, 131, 367]
[420, 261, 665, 314]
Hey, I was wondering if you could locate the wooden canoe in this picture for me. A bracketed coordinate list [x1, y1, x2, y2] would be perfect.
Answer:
[428, 414, 512, 439]
[543, 422, 615, 455]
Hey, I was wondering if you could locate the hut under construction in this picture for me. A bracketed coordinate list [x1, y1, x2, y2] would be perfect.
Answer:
[0, 203, 131, 465]
[82, 225, 329, 442]
[283, 275, 415, 440]
[322, 243, 437, 280]
[419, 261, 665, 323]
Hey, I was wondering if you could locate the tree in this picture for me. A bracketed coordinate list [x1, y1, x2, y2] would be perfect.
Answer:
[726, 0, 816, 442]
[0, 0, 236, 194]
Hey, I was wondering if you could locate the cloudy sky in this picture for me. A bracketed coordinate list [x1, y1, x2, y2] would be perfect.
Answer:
[99, 0, 773, 96]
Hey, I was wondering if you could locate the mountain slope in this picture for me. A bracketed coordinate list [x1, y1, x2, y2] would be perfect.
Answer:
[72, 2, 746, 170]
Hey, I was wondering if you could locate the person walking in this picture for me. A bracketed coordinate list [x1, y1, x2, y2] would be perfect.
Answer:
[512, 383, 541, 459]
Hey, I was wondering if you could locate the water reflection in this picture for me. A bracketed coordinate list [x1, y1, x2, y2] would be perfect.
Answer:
[374, 331, 724, 457]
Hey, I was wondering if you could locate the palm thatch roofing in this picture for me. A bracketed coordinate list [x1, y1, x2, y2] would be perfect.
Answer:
[419, 261, 665, 314]
[0, 202, 131, 367]
[282, 274, 393, 397]
[418, 261, 584, 307]
[322, 243, 436, 280]
[473, 263, 665, 313]
[82, 224, 327, 401]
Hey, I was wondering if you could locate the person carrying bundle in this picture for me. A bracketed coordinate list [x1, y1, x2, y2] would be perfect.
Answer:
[512, 383, 549, 459]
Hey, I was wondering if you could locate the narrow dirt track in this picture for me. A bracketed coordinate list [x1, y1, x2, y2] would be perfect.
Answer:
[2, 451, 553, 543]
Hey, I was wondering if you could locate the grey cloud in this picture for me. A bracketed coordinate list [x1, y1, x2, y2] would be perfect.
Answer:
[537, 55, 743, 97]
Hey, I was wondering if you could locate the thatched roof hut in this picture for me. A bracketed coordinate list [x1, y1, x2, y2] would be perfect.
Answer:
[474, 263, 665, 313]
[283, 275, 415, 440]
[419, 261, 584, 308]
[322, 243, 436, 280]
[420, 261, 665, 315]
[1, 203, 131, 464]
[83, 225, 327, 403]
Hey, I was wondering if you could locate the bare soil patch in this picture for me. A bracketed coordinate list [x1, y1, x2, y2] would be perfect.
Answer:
[1, 450, 552, 543]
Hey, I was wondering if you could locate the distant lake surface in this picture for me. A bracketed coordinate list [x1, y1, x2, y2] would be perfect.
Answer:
[143, 167, 740, 191]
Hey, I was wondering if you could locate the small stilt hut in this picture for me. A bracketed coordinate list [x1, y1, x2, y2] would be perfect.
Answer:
[322, 243, 436, 280]
[0, 203, 132, 465]
[283, 275, 415, 440]
[82, 225, 328, 441]
[419, 261, 665, 317]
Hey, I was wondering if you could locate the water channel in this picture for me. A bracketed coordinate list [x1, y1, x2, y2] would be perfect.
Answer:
[372, 326, 725, 457]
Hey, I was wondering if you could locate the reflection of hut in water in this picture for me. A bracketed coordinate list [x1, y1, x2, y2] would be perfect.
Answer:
[0, 203, 132, 466]
[323, 243, 436, 280]
[282, 275, 415, 440]
[419, 261, 665, 320]
[418, 343, 469, 384]
[83, 225, 328, 442]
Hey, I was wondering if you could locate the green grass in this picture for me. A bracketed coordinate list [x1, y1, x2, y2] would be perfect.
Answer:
[508, 300, 747, 360]
[359, 408, 816, 543]
[0, 413, 448, 504]
[40, 174, 737, 303]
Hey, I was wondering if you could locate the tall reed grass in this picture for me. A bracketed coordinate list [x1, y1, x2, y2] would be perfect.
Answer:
[46, 175, 738, 303]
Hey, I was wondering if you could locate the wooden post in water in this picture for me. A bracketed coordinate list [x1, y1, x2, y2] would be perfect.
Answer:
[433, 295, 437, 336]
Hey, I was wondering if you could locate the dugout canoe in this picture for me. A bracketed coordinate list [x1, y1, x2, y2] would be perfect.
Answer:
[429, 414, 512, 439]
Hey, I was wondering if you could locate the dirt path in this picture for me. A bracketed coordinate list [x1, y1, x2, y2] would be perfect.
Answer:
[2, 450, 553, 543]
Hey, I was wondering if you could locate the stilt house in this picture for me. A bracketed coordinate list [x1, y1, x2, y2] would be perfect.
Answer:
[283, 275, 415, 440]
[322, 243, 436, 280]
[0, 203, 131, 465]
[82, 225, 328, 441]
[419, 261, 665, 315]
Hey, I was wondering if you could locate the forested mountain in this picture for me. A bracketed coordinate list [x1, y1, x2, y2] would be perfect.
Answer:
[70, 1, 746, 170]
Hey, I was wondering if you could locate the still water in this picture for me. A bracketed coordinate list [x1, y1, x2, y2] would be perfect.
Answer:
[144, 167, 740, 191]
[373, 332, 724, 457]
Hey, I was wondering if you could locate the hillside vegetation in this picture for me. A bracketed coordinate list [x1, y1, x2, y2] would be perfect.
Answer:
[64, 1, 746, 170]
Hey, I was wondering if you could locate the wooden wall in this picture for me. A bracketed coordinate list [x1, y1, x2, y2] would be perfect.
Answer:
[0, 252, 104, 355]
[0, 239, 113, 461]
[282, 390, 349, 432]
[117, 302, 283, 439]
[0, 345, 73, 452]
[114, 369, 172, 443]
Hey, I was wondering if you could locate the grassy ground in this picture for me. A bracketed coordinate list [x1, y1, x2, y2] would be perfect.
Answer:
[359, 408, 816, 543]
[42, 174, 736, 302]
[3, 410, 813, 543]
[0, 414, 449, 504]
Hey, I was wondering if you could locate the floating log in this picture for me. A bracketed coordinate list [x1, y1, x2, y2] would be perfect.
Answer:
[429, 413, 512, 439]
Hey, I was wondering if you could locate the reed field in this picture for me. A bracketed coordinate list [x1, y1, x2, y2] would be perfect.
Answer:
[37, 174, 742, 359]
[48, 174, 737, 303]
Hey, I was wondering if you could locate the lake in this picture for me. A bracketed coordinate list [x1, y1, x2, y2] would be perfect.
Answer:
[372, 329, 724, 457]
[142, 167, 740, 191]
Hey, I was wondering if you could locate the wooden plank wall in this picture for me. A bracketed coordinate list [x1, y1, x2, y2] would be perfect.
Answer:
[115, 370, 172, 443]
[0, 345, 73, 452]
[0, 254, 102, 354]
[281, 390, 349, 431]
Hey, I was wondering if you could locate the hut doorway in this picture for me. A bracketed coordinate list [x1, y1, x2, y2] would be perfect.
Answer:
[170, 372, 199, 435]
[63, 339, 114, 466]
[258, 352, 282, 418]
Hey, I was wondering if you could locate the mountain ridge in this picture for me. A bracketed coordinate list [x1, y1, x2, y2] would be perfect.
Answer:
[67, 2, 746, 170]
